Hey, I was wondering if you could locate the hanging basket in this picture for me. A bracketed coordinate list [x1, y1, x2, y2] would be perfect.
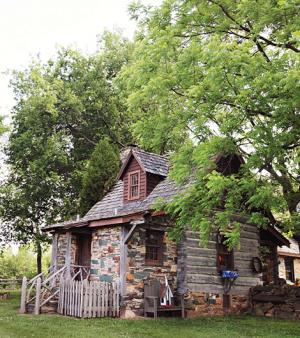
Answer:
[221, 270, 239, 295]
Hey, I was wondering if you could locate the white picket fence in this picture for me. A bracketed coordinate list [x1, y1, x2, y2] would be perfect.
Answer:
[58, 279, 120, 318]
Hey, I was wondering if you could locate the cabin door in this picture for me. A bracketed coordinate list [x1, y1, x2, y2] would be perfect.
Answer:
[75, 233, 91, 279]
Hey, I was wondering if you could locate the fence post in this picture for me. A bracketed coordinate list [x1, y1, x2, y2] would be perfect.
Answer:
[34, 277, 42, 315]
[83, 279, 88, 318]
[19, 276, 27, 314]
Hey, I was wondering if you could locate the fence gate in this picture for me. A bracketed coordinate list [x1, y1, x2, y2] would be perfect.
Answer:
[58, 279, 120, 318]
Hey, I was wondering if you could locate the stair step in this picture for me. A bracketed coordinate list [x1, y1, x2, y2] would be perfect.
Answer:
[26, 300, 58, 314]
[41, 303, 57, 314]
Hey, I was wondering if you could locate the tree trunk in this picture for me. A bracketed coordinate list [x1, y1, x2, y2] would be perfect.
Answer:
[36, 240, 42, 275]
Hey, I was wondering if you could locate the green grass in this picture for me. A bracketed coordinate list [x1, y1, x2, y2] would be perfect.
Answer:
[0, 292, 299, 338]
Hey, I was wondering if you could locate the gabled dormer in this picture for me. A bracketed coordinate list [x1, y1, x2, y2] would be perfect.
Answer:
[117, 146, 168, 203]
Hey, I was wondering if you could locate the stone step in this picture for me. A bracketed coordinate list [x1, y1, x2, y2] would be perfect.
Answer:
[26, 300, 58, 314]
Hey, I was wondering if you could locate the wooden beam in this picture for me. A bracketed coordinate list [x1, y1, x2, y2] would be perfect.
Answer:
[51, 233, 58, 274]
[119, 226, 128, 297]
[34, 277, 41, 315]
[19, 276, 27, 314]
[65, 232, 72, 278]
[277, 251, 300, 258]
[124, 220, 144, 244]
[88, 213, 144, 228]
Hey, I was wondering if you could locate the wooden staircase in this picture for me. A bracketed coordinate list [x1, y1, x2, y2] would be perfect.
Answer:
[20, 265, 90, 315]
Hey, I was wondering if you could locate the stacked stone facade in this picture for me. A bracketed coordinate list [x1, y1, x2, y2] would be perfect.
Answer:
[57, 233, 68, 266]
[90, 226, 121, 282]
[184, 292, 248, 316]
[56, 232, 77, 267]
[124, 227, 178, 316]
[250, 284, 300, 319]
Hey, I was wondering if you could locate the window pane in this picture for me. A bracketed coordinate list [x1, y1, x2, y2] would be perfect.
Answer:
[285, 258, 295, 282]
[131, 173, 138, 186]
[145, 230, 163, 264]
[129, 173, 139, 198]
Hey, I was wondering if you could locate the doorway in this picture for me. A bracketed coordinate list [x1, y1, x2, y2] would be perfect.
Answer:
[75, 233, 91, 279]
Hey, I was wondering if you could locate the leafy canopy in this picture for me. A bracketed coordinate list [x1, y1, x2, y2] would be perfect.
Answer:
[0, 32, 133, 263]
[122, 0, 300, 246]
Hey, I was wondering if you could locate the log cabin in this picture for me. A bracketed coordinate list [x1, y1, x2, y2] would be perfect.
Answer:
[42, 145, 289, 317]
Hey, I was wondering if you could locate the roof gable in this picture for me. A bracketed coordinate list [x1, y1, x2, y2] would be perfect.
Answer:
[117, 148, 169, 180]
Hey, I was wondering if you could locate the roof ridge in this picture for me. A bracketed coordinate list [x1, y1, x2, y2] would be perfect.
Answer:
[133, 148, 169, 160]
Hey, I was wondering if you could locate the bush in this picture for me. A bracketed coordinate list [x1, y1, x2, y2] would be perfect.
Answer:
[0, 246, 50, 281]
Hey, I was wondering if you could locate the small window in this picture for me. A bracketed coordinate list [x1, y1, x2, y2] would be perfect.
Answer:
[284, 257, 295, 283]
[145, 230, 163, 266]
[128, 171, 140, 200]
[216, 233, 234, 272]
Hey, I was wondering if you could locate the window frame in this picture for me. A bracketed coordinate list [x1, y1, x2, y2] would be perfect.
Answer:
[216, 233, 234, 273]
[128, 170, 140, 200]
[284, 257, 295, 283]
[145, 230, 164, 266]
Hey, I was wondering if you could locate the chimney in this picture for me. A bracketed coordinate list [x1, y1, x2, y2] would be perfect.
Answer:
[120, 144, 139, 163]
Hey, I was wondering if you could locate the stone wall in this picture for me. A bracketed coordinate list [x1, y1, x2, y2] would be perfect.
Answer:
[250, 284, 300, 320]
[71, 234, 77, 265]
[90, 226, 121, 282]
[124, 227, 178, 316]
[57, 233, 68, 266]
[56, 232, 77, 267]
[184, 292, 248, 317]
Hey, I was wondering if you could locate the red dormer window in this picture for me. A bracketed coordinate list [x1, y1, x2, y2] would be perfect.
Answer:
[128, 171, 140, 200]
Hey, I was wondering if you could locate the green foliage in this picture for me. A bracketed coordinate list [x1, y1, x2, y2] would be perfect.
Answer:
[0, 246, 50, 280]
[121, 0, 300, 246]
[79, 138, 120, 215]
[0, 116, 6, 136]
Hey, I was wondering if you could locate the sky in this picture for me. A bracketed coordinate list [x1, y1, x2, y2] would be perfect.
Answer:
[0, 0, 161, 118]
[0, 0, 161, 180]
[0, 0, 162, 251]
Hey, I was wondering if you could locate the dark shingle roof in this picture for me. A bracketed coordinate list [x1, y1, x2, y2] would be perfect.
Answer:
[84, 181, 124, 220]
[133, 148, 169, 176]
[43, 219, 88, 231]
[83, 181, 145, 221]
[43, 177, 185, 231]
[43, 149, 179, 231]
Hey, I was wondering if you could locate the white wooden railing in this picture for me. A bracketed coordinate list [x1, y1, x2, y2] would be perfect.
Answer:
[20, 265, 90, 314]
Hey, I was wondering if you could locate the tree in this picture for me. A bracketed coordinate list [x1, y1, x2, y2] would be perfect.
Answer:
[0, 246, 50, 281]
[121, 0, 300, 246]
[0, 116, 5, 135]
[0, 32, 133, 273]
[79, 137, 120, 215]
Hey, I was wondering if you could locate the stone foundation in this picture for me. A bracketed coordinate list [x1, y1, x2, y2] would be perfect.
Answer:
[250, 284, 300, 320]
[184, 292, 248, 317]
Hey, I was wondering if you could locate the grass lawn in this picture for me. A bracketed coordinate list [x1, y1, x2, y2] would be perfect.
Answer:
[0, 292, 299, 338]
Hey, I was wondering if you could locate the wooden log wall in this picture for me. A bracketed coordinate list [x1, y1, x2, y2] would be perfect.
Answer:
[180, 224, 261, 296]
